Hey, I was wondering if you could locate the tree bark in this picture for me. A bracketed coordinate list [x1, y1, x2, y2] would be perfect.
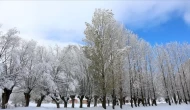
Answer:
[64, 100, 68, 108]
[94, 95, 98, 107]
[119, 88, 123, 109]
[182, 70, 190, 102]
[60, 96, 69, 108]
[123, 97, 126, 105]
[152, 99, 157, 106]
[161, 65, 171, 106]
[70, 95, 75, 108]
[85, 96, 91, 107]
[36, 95, 45, 107]
[149, 56, 157, 106]
[56, 103, 60, 108]
[51, 97, 60, 108]
[179, 75, 188, 104]
[112, 90, 116, 109]
[78, 95, 84, 108]
[24, 92, 30, 107]
[133, 96, 137, 107]
[107, 98, 110, 106]
[2, 88, 12, 109]
[102, 95, 106, 109]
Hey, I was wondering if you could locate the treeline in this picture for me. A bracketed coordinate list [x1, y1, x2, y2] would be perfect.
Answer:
[0, 9, 190, 109]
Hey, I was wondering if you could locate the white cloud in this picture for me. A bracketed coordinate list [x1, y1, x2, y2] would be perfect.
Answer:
[0, 0, 190, 46]
[184, 12, 190, 25]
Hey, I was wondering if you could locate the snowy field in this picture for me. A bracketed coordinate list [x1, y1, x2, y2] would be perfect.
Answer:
[4, 103, 190, 110]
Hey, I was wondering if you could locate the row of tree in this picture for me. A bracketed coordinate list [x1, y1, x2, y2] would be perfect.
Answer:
[0, 9, 190, 109]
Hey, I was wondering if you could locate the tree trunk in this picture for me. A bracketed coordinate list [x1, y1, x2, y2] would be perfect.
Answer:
[70, 95, 75, 108]
[149, 57, 157, 106]
[36, 95, 45, 107]
[179, 75, 188, 104]
[182, 70, 190, 102]
[64, 101, 68, 108]
[152, 99, 157, 106]
[87, 98, 91, 107]
[119, 88, 123, 109]
[56, 103, 60, 108]
[107, 99, 110, 106]
[130, 98, 133, 108]
[161, 65, 171, 106]
[112, 89, 116, 109]
[133, 89, 137, 107]
[147, 98, 150, 106]
[123, 97, 126, 105]
[60, 96, 69, 108]
[78, 95, 84, 108]
[85, 96, 91, 107]
[102, 96, 106, 109]
[94, 95, 98, 107]
[51, 97, 60, 108]
[128, 55, 133, 108]
[24, 93, 30, 107]
[2, 88, 12, 109]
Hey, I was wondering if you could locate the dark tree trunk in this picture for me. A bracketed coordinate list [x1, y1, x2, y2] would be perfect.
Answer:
[149, 58, 157, 106]
[161, 65, 171, 106]
[64, 101, 68, 108]
[144, 98, 147, 106]
[152, 99, 157, 106]
[107, 99, 110, 106]
[56, 103, 60, 108]
[78, 95, 84, 108]
[179, 99, 182, 104]
[85, 96, 91, 107]
[147, 90, 151, 106]
[130, 99, 133, 108]
[101, 72, 106, 109]
[60, 96, 69, 108]
[87, 100, 91, 107]
[182, 70, 190, 102]
[2, 88, 12, 109]
[112, 89, 116, 109]
[70, 95, 75, 108]
[179, 75, 188, 104]
[24, 93, 30, 107]
[128, 58, 133, 108]
[139, 73, 145, 107]
[133, 94, 137, 107]
[123, 97, 126, 105]
[119, 98, 123, 109]
[51, 97, 60, 108]
[102, 96, 106, 109]
[119, 88, 123, 109]
[36, 95, 45, 107]
[94, 95, 98, 107]
[147, 98, 150, 106]
[176, 92, 181, 104]
[173, 94, 177, 104]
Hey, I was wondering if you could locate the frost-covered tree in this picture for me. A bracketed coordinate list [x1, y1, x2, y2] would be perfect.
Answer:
[0, 28, 20, 109]
[31, 46, 54, 107]
[84, 9, 130, 109]
[84, 9, 118, 109]
[18, 40, 42, 107]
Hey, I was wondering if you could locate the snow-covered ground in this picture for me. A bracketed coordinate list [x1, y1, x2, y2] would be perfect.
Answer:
[5, 103, 190, 110]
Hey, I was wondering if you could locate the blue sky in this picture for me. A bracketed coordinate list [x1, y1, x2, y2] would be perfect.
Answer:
[0, 1, 190, 46]
[131, 15, 190, 45]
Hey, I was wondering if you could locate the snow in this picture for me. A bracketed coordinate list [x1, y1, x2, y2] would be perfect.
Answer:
[5, 103, 190, 110]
